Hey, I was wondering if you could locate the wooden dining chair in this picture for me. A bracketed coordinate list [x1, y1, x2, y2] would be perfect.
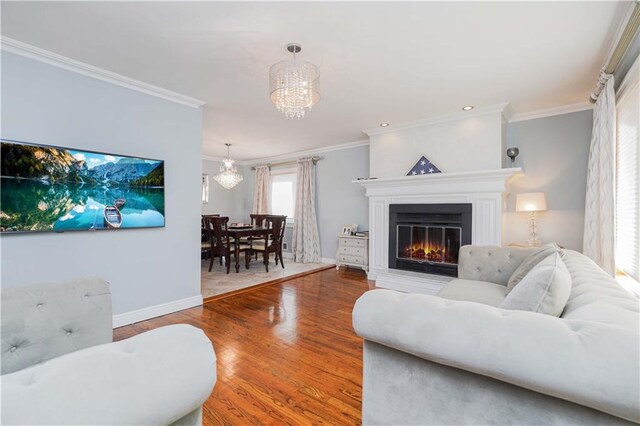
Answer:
[202, 216, 249, 274]
[201, 214, 220, 243]
[250, 215, 287, 272]
[250, 214, 269, 227]
[246, 214, 270, 259]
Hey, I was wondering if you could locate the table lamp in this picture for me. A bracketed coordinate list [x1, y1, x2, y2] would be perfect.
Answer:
[516, 192, 547, 247]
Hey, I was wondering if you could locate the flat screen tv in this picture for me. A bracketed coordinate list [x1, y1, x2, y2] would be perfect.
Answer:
[1, 139, 165, 233]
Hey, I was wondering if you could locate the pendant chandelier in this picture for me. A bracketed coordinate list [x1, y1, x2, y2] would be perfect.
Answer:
[214, 144, 243, 189]
[269, 43, 320, 120]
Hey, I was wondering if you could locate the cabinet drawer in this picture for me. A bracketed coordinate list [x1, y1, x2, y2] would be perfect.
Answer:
[339, 246, 365, 256]
[337, 254, 364, 265]
[340, 238, 366, 248]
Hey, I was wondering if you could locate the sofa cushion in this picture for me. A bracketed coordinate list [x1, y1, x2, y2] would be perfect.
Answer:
[437, 279, 507, 307]
[500, 253, 572, 316]
[506, 243, 560, 294]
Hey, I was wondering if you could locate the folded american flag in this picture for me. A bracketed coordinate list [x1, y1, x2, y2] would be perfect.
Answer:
[407, 156, 442, 176]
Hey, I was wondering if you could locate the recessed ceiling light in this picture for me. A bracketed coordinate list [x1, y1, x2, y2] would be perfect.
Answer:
[462, 105, 474, 111]
[380, 122, 389, 127]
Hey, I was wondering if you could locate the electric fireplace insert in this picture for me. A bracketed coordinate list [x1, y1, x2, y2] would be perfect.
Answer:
[389, 203, 472, 277]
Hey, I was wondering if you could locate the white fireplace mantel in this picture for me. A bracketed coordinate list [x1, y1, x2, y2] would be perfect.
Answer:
[354, 168, 523, 281]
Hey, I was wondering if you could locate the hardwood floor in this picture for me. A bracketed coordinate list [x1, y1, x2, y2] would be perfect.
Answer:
[114, 267, 371, 425]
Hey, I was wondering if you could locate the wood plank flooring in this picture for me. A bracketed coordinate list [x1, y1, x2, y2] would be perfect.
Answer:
[114, 267, 371, 425]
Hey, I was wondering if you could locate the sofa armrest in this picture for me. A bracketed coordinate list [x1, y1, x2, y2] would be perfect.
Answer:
[353, 289, 640, 423]
[457, 245, 537, 285]
[1, 324, 217, 426]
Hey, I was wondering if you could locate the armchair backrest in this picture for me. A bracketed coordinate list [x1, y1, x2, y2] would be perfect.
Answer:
[1, 277, 112, 375]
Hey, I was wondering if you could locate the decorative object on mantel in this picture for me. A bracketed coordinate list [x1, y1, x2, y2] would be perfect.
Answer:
[213, 143, 243, 189]
[407, 156, 441, 176]
[269, 43, 320, 120]
[506, 147, 520, 167]
[516, 192, 547, 247]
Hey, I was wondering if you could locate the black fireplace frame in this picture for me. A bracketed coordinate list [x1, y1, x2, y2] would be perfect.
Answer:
[389, 203, 472, 277]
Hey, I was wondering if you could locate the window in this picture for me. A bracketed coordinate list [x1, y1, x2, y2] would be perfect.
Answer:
[615, 61, 640, 282]
[202, 174, 209, 204]
[270, 170, 296, 223]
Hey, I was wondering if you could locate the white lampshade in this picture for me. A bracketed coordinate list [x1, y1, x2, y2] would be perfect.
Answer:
[516, 192, 548, 212]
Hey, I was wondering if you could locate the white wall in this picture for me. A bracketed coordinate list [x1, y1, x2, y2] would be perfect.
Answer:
[369, 111, 505, 178]
[202, 159, 248, 220]
[1, 52, 203, 316]
[504, 110, 592, 251]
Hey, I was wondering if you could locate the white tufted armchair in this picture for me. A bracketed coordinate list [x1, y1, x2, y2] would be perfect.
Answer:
[1, 277, 217, 425]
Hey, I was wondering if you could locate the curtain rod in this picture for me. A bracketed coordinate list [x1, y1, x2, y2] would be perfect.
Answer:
[591, 2, 640, 101]
[250, 156, 323, 171]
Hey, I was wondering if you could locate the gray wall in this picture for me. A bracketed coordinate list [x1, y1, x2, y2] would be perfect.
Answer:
[239, 145, 370, 260]
[1, 52, 203, 315]
[504, 110, 593, 251]
[202, 159, 248, 220]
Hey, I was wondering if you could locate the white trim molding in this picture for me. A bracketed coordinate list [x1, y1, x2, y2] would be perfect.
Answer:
[112, 295, 203, 328]
[509, 102, 593, 123]
[363, 103, 510, 137]
[202, 155, 228, 163]
[1, 36, 206, 108]
[240, 139, 370, 167]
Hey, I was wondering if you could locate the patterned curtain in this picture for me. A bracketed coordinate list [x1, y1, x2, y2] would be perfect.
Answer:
[252, 165, 270, 214]
[292, 158, 321, 263]
[583, 73, 616, 276]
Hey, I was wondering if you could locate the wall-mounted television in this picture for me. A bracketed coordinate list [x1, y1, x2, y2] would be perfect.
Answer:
[1, 139, 165, 234]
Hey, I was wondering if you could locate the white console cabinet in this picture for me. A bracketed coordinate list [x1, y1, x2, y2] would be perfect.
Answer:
[336, 235, 369, 273]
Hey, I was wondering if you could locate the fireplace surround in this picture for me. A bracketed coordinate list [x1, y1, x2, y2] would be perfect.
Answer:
[389, 204, 472, 277]
[354, 168, 522, 293]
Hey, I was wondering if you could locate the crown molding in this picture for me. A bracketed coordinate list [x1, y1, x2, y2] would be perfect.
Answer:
[202, 155, 228, 163]
[602, 1, 638, 71]
[242, 139, 369, 166]
[212, 139, 370, 167]
[1, 36, 206, 108]
[363, 102, 510, 137]
[509, 102, 593, 123]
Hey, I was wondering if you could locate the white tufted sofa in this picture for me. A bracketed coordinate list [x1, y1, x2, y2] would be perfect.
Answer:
[353, 246, 640, 425]
[1, 277, 217, 425]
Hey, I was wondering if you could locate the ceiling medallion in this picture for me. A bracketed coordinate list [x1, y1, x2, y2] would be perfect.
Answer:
[214, 144, 243, 190]
[269, 43, 320, 120]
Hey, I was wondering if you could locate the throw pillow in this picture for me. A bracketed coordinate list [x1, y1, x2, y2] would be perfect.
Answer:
[500, 253, 572, 317]
[506, 243, 561, 294]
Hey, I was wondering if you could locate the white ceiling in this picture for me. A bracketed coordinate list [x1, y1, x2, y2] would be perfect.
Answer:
[1, 1, 629, 160]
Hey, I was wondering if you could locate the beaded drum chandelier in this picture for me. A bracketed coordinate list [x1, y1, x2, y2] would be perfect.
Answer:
[269, 43, 320, 120]
[213, 144, 243, 190]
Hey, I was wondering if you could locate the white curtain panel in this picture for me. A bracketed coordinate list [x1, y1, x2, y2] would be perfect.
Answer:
[292, 158, 321, 263]
[252, 165, 270, 214]
[583, 74, 616, 276]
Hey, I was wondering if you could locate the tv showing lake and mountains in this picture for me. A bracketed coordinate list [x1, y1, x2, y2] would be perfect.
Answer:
[1, 140, 165, 233]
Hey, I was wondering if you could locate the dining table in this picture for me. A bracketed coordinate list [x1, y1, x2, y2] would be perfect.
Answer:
[227, 225, 271, 273]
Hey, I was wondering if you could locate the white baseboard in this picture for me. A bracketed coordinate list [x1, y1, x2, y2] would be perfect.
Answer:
[280, 252, 334, 264]
[112, 295, 203, 329]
